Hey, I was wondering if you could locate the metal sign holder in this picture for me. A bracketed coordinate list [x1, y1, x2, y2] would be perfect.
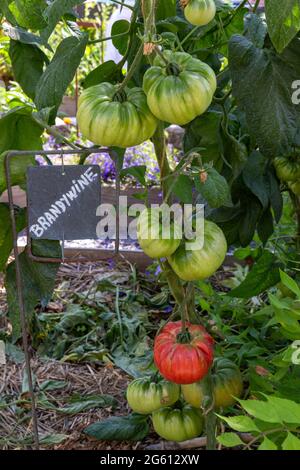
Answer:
[4, 148, 121, 449]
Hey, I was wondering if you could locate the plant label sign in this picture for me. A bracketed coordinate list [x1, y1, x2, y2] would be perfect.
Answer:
[27, 165, 101, 240]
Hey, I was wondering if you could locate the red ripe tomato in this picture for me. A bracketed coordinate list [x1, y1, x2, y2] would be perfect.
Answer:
[154, 321, 214, 385]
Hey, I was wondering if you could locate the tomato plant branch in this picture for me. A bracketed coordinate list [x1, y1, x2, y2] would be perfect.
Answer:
[290, 191, 300, 251]
[201, 371, 217, 450]
[32, 113, 82, 151]
[110, 0, 135, 11]
[117, 42, 143, 92]
[88, 31, 129, 45]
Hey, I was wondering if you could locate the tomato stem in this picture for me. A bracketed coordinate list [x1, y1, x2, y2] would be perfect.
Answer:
[201, 371, 217, 450]
[117, 42, 144, 94]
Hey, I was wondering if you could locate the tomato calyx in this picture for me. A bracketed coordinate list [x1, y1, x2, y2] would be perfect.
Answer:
[176, 328, 192, 344]
[113, 89, 128, 103]
[166, 62, 181, 77]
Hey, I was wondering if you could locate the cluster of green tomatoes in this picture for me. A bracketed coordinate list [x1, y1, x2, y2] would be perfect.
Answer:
[274, 154, 300, 197]
[126, 350, 243, 442]
[77, 1, 218, 148]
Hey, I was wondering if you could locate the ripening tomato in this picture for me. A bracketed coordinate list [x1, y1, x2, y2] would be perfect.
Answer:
[183, 0, 216, 27]
[136, 208, 182, 259]
[168, 220, 227, 281]
[288, 180, 300, 196]
[126, 376, 180, 414]
[143, 51, 216, 125]
[182, 358, 243, 409]
[154, 321, 214, 385]
[77, 83, 157, 148]
[274, 156, 300, 182]
[152, 404, 203, 442]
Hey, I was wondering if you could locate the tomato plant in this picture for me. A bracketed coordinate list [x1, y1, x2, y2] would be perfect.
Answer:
[152, 403, 203, 442]
[0, 0, 300, 452]
[126, 376, 180, 414]
[154, 320, 214, 384]
[182, 358, 243, 409]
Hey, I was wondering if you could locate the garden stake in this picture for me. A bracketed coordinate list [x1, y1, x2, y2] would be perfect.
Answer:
[4, 151, 40, 450]
[3, 147, 123, 448]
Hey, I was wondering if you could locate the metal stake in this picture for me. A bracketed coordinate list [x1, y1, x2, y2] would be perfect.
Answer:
[4, 151, 40, 449]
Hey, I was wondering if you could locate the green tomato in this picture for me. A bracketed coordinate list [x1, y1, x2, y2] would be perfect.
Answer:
[126, 377, 180, 415]
[143, 51, 216, 125]
[168, 220, 227, 281]
[274, 156, 300, 182]
[152, 404, 203, 442]
[137, 208, 182, 259]
[77, 83, 157, 148]
[182, 358, 243, 409]
[288, 180, 300, 196]
[184, 0, 216, 27]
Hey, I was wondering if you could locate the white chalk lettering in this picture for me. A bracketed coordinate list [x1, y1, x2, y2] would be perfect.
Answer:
[56, 200, 66, 213]
[38, 216, 50, 231]
[45, 212, 57, 224]
[30, 224, 44, 238]
[66, 186, 78, 202]
[29, 168, 99, 237]
[84, 167, 97, 182]
[49, 204, 62, 218]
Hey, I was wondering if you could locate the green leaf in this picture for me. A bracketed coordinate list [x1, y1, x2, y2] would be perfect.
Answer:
[242, 151, 268, 209]
[265, 0, 300, 53]
[229, 250, 280, 298]
[3, 23, 48, 48]
[264, 395, 300, 425]
[41, 0, 85, 41]
[172, 174, 193, 203]
[121, 165, 147, 186]
[35, 34, 88, 120]
[257, 208, 274, 244]
[5, 343, 24, 363]
[0, 204, 26, 272]
[156, 0, 176, 20]
[244, 12, 267, 49]
[39, 433, 68, 445]
[184, 111, 223, 169]
[229, 35, 300, 157]
[0, 0, 18, 24]
[9, 0, 47, 31]
[217, 415, 260, 433]
[279, 269, 300, 298]
[0, 107, 43, 195]
[82, 60, 123, 89]
[195, 167, 231, 208]
[60, 395, 117, 415]
[282, 432, 300, 450]
[5, 240, 61, 340]
[238, 398, 281, 424]
[84, 414, 149, 441]
[238, 197, 262, 247]
[39, 380, 67, 391]
[266, 169, 283, 223]
[9, 40, 48, 100]
[217, 432, 244, 448]
[111, 20, 130, 56]
[258, 437, 278, 450]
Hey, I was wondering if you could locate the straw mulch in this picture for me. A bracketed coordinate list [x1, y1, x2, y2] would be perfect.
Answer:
[0, 261, 158, 450]
[0, 358, 157, 450]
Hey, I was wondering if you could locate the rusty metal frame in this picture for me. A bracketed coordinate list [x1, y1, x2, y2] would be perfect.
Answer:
[3, 147, 121, 449]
